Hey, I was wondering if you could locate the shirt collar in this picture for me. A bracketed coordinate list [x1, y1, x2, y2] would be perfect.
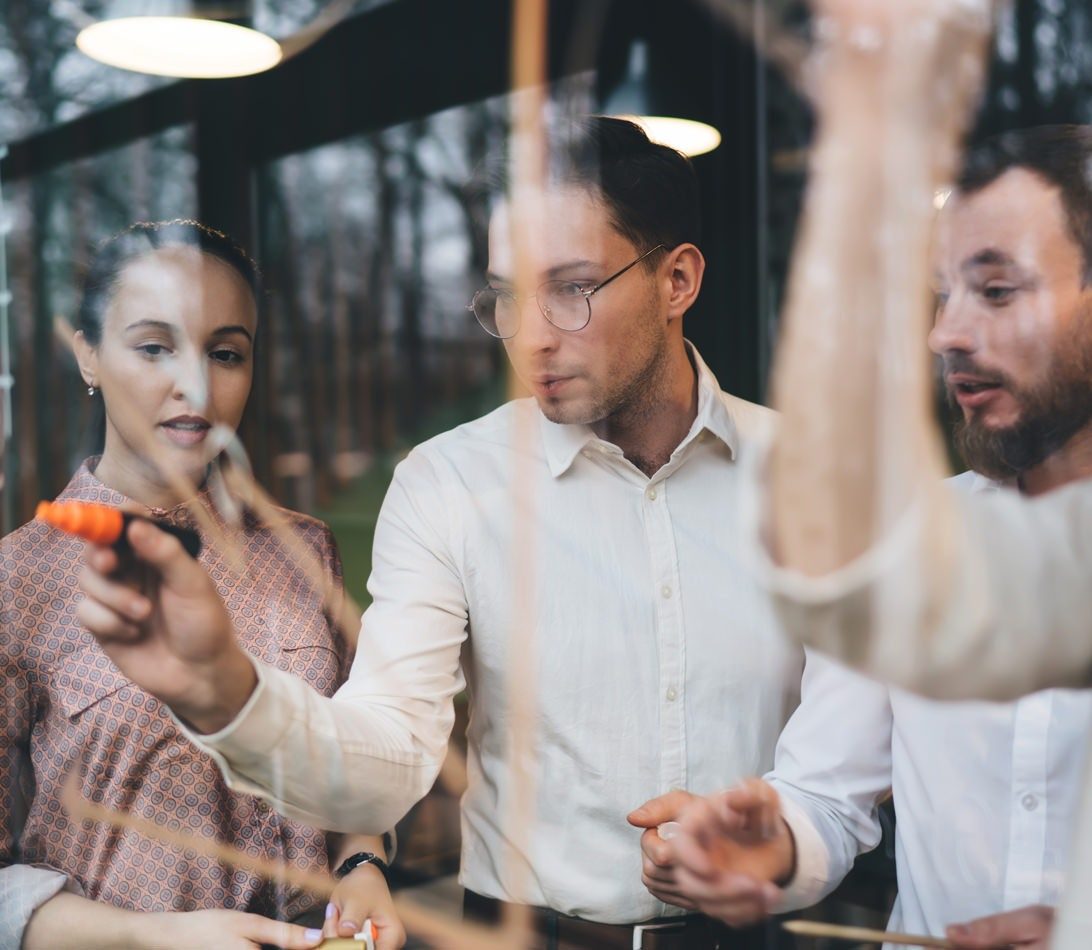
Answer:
[968, 471, 1013, 494]
[56, 457, 266, 531]
[688, 343, 739, 457]
[538, 341, 738, 478]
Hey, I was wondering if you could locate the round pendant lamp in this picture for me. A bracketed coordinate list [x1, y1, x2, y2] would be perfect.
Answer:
[601, 41, 721, 158]
[75, 2, 281, 79]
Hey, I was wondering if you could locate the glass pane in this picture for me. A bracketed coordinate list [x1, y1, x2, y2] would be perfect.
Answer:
[1, 124, 196, 530]
[254, 93, 532, 606]
[0, 3, 397, 141]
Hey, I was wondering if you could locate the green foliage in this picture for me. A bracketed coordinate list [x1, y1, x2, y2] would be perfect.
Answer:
[316, 374, 505, 607]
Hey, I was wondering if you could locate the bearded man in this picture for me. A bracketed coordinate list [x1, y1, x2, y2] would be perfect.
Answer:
[638, 125, 1092, 950]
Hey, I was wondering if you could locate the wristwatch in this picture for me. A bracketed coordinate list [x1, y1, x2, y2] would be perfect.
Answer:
[334, 851, 390, 882]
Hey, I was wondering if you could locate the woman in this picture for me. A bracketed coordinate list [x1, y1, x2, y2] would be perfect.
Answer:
[0, 221, 403, 949]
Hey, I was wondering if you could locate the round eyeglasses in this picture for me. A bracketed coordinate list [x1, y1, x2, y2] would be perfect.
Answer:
[467, 244, 666, 339]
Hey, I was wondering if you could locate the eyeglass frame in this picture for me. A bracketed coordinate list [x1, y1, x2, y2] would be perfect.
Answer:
[466, 243, 667, 339]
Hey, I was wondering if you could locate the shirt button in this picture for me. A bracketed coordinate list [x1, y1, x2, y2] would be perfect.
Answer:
[646, 487, 657, 501]
[661, 585, 672, 599]
[666, 686, 678, 702]
[1021, 793, 1039, 812]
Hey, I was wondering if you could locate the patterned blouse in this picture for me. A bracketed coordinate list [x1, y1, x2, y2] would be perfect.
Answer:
[1, 460, 348, 926]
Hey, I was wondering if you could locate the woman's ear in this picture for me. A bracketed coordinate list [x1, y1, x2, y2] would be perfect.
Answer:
[72, 330, 98, 388]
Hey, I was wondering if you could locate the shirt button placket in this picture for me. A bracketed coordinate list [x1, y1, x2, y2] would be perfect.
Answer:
[646, 479, 685, 792]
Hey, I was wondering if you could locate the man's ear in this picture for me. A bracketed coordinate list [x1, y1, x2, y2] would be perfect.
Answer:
[72, 330, 99, 388]
[663, 244, 705, 322]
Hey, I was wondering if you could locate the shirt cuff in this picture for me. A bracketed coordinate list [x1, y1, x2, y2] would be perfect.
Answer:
[738, 437, 925, 601]
[772, 794, 835, 912]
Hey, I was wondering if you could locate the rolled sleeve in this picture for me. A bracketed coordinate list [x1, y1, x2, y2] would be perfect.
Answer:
[765, 650, 892, 910]
[180, 658, 442, 833]
[741, 437, 1092, 701]
[773, 793, 837, 911]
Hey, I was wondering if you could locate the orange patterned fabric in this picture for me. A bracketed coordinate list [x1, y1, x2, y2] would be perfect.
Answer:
[1, 459, 348, 918]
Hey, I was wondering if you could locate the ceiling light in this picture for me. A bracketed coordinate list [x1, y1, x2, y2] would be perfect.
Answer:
[601, 41, 721, 159]
[76, 14, 281, 79]
[617, 115, 722, 158]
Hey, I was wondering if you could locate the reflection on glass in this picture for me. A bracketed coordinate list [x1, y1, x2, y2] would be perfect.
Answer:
[2, 126, 196, 533]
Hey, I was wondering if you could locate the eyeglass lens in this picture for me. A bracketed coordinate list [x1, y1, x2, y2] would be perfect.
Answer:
[472, 281, 591, 338]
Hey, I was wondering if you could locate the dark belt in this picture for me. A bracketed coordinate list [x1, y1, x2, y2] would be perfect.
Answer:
[463, 890, 775, 950]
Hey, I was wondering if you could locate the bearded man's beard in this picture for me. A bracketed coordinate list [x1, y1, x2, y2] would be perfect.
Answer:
[951, 341, 1092, 480]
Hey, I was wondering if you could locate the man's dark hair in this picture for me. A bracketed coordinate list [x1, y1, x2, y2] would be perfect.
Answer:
[958, 125, 1092, 282]
[483, 115, 701, 257]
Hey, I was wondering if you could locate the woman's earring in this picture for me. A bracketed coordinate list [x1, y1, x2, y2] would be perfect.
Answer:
[87, 385, 96, 396]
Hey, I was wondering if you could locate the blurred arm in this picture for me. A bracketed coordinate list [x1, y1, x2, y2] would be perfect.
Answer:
[769, 0, 991, 577]
[761, 2, 1092, 700]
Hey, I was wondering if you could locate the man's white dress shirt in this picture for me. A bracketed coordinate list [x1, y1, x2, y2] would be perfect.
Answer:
[188, 346, 803, 923]
[761, 472, 1092, 946]
[771, 653, 1092, 939]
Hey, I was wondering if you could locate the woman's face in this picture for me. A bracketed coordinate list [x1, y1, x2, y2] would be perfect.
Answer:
[76, 245, 257, 497]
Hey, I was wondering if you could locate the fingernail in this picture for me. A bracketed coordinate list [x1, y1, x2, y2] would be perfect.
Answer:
[305, 929, 323, 941]
[948, 925, 968, 937]
[658, 821, 681, 840]
[340, 920, 360, 933]
[325, 902, 336, 919]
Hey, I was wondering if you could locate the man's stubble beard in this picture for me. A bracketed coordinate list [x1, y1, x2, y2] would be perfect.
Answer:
[538, 305, 670, 430]
[952, 322, 1092, 480]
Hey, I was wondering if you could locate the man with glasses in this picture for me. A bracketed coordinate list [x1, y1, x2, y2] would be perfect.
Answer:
[467, 242, 663, 340]
[75, 116, 802, 948]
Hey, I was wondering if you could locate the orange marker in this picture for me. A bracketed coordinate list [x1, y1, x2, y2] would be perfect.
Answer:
[36, 500, 202, 559]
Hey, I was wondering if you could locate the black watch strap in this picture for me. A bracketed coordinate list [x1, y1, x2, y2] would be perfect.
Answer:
[334, 851, 390, 882]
